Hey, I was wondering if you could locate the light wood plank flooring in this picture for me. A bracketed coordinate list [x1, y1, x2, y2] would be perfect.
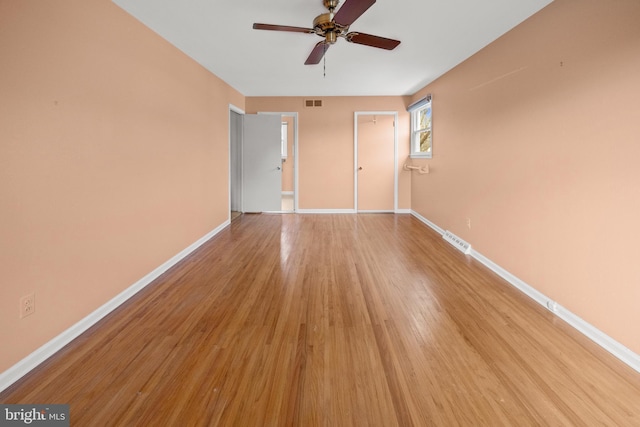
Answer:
[2, 214, 640, 425]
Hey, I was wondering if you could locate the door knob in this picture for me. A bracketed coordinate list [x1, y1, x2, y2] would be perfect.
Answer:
[277, 166, 281, 170]
[358, 167, 363, 170]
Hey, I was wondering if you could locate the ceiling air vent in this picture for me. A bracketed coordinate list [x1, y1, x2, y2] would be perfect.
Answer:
[305, 99, 323, 108]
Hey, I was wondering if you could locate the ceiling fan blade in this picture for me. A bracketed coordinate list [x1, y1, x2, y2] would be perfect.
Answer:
[333, 0, 376, 27]
[305, 42, 330, 65]
[347, 32, 401, 50]
[253, 23, 315, 34]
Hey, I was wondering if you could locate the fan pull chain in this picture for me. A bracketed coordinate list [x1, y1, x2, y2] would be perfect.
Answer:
[323, 45, 327, 78]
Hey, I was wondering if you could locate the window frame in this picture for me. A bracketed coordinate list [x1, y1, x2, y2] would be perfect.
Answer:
[408, 95, 432, 159]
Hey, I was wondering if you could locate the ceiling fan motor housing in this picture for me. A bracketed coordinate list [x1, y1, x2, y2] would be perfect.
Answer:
[313, 11, 348, 44]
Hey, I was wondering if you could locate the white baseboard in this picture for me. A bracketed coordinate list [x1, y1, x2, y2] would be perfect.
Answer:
[297, 209, 408, 215]
[553, 304, 640, 372]
[410, 210, 445, 235]
[281, 191, 294, 196]
[297, 209, 357, 214]
[0, 220, 230, 393]
[470, 250, 548, 307]
[410, 210, 640, 374]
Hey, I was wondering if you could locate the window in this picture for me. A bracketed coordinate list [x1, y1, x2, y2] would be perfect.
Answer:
[408, 95, 432, 158]
[281, 122, 288, 159]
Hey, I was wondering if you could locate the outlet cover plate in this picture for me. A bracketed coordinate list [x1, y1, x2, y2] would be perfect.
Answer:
[20, 293, 35, 319]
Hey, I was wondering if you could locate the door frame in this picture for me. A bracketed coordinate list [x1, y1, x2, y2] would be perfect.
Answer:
[258, 111, 299, 213]
[354, 111, 399, 213]
[229, 104, 245, 220]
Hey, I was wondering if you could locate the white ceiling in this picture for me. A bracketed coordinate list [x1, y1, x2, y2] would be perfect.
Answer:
[112, 0, 553, 97]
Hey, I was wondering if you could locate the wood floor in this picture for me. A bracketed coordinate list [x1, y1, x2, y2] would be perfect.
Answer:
[2, 214, 640, 425]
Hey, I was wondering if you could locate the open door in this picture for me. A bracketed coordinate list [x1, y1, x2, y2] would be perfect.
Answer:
[243, 114, 282, 212]
[229, 108, 243, 220]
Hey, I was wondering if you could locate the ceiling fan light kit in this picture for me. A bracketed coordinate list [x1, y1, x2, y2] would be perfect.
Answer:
[253, 0, 401, 65]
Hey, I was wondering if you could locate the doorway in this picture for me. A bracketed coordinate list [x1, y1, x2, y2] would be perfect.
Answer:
[229, 108, 299, 217]
[281, 116, 295, 212]
[258, 112, 298, 213]
[229, 105, 244, 221]
[354, 112, 398, 212]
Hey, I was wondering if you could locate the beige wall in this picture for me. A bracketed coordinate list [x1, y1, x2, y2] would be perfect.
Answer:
[0, 0, 244, 372]
[409, 0, 640, 354]
[246, 97, 411, 210]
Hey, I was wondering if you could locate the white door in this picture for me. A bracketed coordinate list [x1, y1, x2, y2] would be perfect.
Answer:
[243, 114, 282, 212]
[230, 110, 243, 213]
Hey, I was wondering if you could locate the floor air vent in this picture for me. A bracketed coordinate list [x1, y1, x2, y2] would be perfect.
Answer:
[443, 230, 472, 255]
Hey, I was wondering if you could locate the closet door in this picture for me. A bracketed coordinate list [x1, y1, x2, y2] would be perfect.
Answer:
[356, 114, 395, 212]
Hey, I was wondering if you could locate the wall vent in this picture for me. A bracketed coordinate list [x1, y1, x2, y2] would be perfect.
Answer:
[305, 99, 323, 107]
[443, 230, 472, 254]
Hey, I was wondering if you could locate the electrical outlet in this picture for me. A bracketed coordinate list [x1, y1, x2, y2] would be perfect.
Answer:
[466, 218, 472, 229]
[20, 293, 35, 319]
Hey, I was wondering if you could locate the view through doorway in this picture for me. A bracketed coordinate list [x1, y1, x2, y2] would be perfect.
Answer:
[280, 116, 295, 212]
[258, 111, 298, 214]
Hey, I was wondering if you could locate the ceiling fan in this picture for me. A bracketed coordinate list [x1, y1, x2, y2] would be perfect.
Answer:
[253, 0, 401, 65]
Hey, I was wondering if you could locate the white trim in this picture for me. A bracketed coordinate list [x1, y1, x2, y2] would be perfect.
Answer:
[472, 249, 640, 373]
[228, 104, 245, 216]
[281, 191, 294, 196]
[229, 104, 245, 115]
[354, 111, 399, 213]
[393, 113, 399, 212]
[358, 210, 395, 214]
[410, 210, 640, 374]
[410, 210, 445, 235]
[297, 209, 356, 214]
[407, 94, 432, 112]
[0, 221, 230, 393]
[410, 153, 432, 159]
[410, 97, 433, 159]
[471, 250, 548, 307]
[395, 209, 412, 214]
[555, 306, 640, 372]
[263, 211, 295, 215]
